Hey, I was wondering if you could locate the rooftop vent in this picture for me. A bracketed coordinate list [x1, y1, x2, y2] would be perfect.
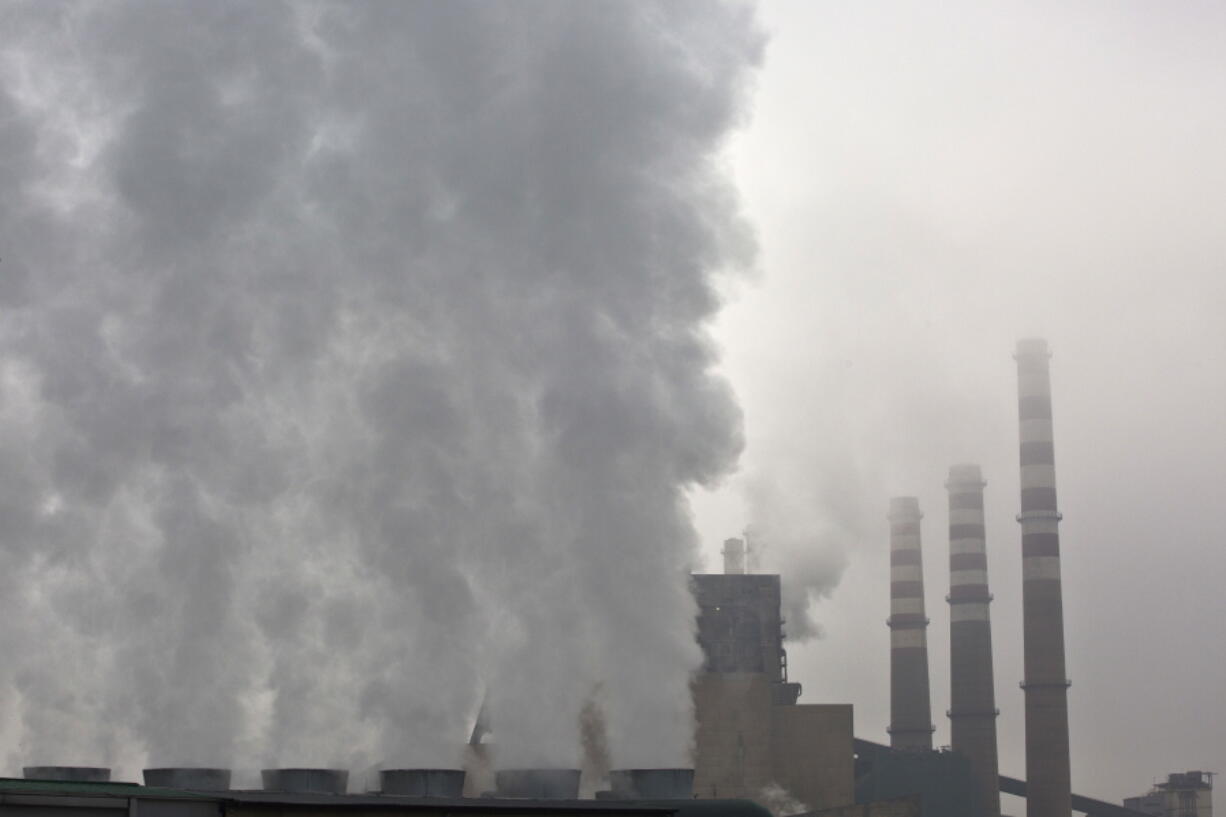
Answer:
[494, 768, 581, 799]
[608, 768, 694, 799]
[143, 768, 231, 791]
[379, 769, 465, 797]
[260, 768, 348, 794]
[22, 767, 111, 783]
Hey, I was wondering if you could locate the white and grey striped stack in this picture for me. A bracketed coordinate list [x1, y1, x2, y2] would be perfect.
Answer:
[1015, 338, 1072, 817]
[887, 496, 935, 751]
[946, 464, 1001, 817]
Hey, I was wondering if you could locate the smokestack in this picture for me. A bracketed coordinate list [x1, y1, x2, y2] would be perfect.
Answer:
[887, 497, 935, 751]
[946, 464, 1001, 817]
[1014, 339, 1072, 817]
[722, 537, 746, 574]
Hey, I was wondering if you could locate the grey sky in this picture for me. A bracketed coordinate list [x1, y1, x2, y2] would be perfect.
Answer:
[693, 0, 1226, 805]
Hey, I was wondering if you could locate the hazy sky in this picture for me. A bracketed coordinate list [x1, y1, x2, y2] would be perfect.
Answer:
[692, 0, 1226, 805]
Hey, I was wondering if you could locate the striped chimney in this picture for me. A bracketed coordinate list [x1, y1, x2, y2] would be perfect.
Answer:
[1015, 339, 1072, 817]
[887, 496, 934, 751]
[946, 464, 1001, 817]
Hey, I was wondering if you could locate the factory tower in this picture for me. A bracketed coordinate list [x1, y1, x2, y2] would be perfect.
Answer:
[946, 464, 1001, 817]
[887, 497, 934, 751]
[1015, 339, 1072, 817]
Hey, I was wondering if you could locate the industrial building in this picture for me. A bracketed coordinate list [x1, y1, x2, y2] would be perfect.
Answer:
[0, 775, 771, 817]
[690, 539, 854, 813]
[0, 340, 1150, 817]
[1124, 773, 1214, 817]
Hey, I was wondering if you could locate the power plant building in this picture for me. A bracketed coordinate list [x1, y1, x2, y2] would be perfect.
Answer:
[690, 565, 853, 812]
[1125, 773, 1214, 817]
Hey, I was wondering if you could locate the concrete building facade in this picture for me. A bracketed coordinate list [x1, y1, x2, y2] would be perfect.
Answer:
[690, 572, 854, 813]
[691, 574, 800, 705]
[1125, 772, 1214, 817]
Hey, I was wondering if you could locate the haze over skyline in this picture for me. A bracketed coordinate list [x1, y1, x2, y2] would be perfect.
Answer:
[692, 0, 1226, 806]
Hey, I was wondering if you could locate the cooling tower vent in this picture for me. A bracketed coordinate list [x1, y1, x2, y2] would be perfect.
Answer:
[608, 768, 694, 799]
[379, 769, 465, 797]
[143, 768, 231, 790]
[494, 768, 581, 799]
[261, 768, 348, 794]
[22, 767, 111, 783]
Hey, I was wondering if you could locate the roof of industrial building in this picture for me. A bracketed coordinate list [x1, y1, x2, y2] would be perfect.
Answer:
[0, 778, 210, 798]
[0, 779, 771, 817]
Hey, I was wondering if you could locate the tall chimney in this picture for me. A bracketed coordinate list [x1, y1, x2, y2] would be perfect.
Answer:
[946, 464, 1001, 817]
[887, 496, 934, 751]
[1014, 339, 1072, 817]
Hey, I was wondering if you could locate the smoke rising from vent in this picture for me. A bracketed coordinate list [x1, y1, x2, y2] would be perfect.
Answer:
[0, 1, 762, 772]
[741, 476, 851, 643]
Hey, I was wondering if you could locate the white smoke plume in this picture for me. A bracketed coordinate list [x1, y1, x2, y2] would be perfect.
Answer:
[743, 476, 852, 643]
[0, 1, 762, 774]
[758, 781, 808, 817]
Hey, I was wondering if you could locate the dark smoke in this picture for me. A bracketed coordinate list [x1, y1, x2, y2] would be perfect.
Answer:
[0, 1, 762, 773]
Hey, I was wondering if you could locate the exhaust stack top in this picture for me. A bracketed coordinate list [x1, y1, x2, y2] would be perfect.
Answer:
[887, 496, 935, 751]
[722, 538, 746, 574]
[946, 464, 1001, 817]
[1014, 339, 1072, 817]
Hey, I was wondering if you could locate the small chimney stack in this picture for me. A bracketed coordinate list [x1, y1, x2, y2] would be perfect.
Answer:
[887, 496, 935, 751]
[722, 537, 746, 574]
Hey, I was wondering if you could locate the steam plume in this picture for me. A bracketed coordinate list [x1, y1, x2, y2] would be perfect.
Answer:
[0, 1, 761, 772]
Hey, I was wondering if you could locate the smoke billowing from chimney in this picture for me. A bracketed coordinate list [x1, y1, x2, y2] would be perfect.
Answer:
[0, 1, 763, 774]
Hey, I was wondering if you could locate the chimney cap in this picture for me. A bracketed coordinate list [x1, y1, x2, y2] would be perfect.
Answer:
[946, 464, 985, 487]
[888, 496, 922, 520]
[1015, 338, 1051, 360]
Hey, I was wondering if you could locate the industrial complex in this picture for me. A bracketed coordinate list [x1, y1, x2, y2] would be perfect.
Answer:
[0, 341, 1208, 817]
